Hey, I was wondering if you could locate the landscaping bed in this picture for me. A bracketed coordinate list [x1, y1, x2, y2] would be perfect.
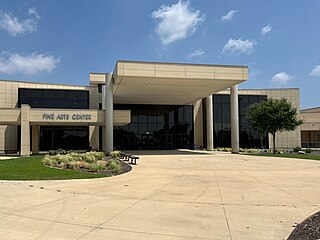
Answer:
[42, 151, 130, 176]
[0, 151, 131, 180]
[287, 211, 320, 240]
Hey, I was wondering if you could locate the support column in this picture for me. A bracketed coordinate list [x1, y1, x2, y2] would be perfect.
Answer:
[230, 85, 239, 154]
[31, 125, 40, 154]
[105, 74, 113, 154]
[206, 95, 214, 151]
[193, 99, 203, 148]
[20, 105, 30, 157]
[89, 126, 99, 150]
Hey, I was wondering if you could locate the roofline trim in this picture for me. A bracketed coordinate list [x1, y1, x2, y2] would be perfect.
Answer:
[0, 79, 91, 88]
[116, 59, 248, 68]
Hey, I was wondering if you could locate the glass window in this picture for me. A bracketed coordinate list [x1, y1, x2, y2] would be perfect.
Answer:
[18, 88, 89, 109]
[39, 126, 89, 151]
[98, 84, 104, 93]
[213, 94, 268, 148]
[113, 104, 194, 150]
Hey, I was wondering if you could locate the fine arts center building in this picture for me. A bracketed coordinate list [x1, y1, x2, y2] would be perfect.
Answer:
[0, 60, 305, 157]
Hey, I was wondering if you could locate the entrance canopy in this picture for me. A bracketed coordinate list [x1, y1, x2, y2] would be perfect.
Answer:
[113, 60, 248, 105]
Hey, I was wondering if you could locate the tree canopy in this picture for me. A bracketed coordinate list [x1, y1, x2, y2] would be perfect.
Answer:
[246, 98, 303, 153]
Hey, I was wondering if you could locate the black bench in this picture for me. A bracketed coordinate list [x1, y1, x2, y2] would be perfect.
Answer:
[119, 152, 139, 165]
[129, 155, 139, 165]
[1, 150, 19, 155]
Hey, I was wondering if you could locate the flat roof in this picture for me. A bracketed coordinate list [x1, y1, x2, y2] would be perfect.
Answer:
[301, 107, 320, 112]
[113, 60, 248, 105]
[0, 78, 89, 88]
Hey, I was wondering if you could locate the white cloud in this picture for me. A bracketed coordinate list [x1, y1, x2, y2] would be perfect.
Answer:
[222, 38, 257, 55]
[188, 49, 205, 58]
[0, 52, 60, 75]
[0, 8, 39, 36]
[28, 7, 40, 19]
[151, 1, 205, 45]
[261, 24, 272, 36]
[310, 65, 320, 76]
[271, 72, 293, 86]
[221, 10, 237, 21]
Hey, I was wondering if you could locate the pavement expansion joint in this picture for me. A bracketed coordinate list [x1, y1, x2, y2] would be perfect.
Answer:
[240, 171, 313, 205]
[213, 170, 233, 240]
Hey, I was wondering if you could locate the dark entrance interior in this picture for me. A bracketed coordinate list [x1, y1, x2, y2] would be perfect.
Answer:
[39, 126, 89, 151]
[114, 104, 194, 150]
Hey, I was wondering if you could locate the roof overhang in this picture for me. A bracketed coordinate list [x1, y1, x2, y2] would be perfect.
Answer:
[112, 60, 248, 105]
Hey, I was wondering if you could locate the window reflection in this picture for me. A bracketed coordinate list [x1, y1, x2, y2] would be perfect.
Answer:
[18, 88, 89, 109]
[213, 94, 268, 149]
[114, 104, 194, 150]
[39, 126, 89, 151]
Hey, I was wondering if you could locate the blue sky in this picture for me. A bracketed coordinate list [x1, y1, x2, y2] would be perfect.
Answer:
[0, 1, 320, 109]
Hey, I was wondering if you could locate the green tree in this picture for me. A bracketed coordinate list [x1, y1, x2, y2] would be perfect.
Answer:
[246, 98, 303, 154]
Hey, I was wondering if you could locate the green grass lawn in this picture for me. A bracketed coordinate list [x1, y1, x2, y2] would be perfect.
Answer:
[249, 153, 320, 161]
[0, 156, 109, 180]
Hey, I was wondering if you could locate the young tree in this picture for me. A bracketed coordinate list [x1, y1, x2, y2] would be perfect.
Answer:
[246, 98, 303, 154]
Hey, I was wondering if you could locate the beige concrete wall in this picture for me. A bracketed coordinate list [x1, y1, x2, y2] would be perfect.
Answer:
[300, 109, 320, 131]
[115, 61, 248, 81]
[218, 88, 301, 149]
[0, 79, 92, 152]
[0, 108, 130, 126]
[0, 78, 116, 152]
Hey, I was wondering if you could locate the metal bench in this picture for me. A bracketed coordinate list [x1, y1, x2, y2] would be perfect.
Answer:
[1, 150, 19, 155]
[119, 152, 139, 165]
[129, 155, 139, 165]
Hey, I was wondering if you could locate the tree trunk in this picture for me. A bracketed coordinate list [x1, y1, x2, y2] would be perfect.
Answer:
[272, 133, 276, 154]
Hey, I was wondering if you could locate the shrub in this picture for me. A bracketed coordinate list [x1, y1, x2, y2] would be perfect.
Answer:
[293, 147, 302, 153]
[42, 155, 58, 167]
[83, 153, 96, 163]
[91, 151, 105, 160]
[110, 151, 121, 158]
[49, 149, 68, 155]
[108, 159, 122, 174]
[66, 161, 81, 170]
[78, 161, 90, 169]
[42, 151, 107, 173]
[88, 162, 106, 171]
[305, 148, 312, 153]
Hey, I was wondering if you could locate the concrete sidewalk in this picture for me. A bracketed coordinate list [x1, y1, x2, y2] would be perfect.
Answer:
[0, 151, 319, 239]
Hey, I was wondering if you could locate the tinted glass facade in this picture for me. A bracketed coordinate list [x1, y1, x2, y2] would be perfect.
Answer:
[114, 104, 193, 150]
[39, 126, 89, 151]
[213, 94, 268, 148]
[18, 88, 89, 109]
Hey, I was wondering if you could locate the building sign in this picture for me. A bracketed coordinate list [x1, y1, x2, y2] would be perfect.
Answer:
[42, 114, 92, 121]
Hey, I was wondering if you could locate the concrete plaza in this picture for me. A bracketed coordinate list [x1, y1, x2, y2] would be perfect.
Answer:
[0, 151, 319, 239]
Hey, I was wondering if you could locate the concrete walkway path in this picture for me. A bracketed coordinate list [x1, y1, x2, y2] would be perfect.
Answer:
[0, 151, 319, 239]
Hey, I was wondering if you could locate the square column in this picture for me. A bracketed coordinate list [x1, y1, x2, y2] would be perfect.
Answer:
[230, 85, 239, 153]
[89, 126, 99, 150]
[31, 125, 40, 154]
[105, 74, 113, 154]
[21, 105, 30, 157]
[206, 96, 214, 151]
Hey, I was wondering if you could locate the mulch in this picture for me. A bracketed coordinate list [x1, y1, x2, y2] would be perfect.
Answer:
[287, 211, 320, 240]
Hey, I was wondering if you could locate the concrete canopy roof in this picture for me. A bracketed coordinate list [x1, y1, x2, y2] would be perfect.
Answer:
[112, 60, 248, 105]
